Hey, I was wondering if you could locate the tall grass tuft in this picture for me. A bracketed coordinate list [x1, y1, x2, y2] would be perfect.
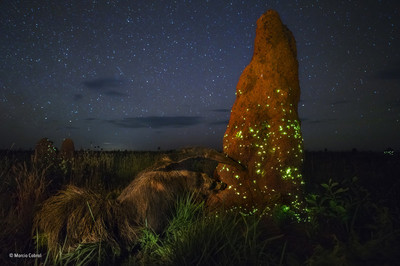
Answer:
[14, 163, 49, 218]
[33, 185, 141, 264]
[136, 194, 285, 265]
[0, 161, 50, 264]
[66, 151, 161, 190]
[55, 240, 121, 266]
[34, 186, 118, 258]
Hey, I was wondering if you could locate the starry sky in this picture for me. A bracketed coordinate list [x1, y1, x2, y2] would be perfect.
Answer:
[1, 0, 399, 151]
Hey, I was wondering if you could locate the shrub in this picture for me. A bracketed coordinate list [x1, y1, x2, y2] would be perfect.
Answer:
[305, 177, 400, 264]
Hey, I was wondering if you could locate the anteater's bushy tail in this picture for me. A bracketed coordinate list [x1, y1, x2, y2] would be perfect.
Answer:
[33, 185, 139, 256]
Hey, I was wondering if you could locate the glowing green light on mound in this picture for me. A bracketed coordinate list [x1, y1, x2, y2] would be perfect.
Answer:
[236, 130, 243, 139]
[223, 93, 306, 221]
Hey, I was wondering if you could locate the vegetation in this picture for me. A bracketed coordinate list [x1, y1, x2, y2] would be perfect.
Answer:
[0, 149, 399, 265]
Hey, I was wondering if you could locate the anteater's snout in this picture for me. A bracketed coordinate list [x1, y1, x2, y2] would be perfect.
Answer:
[209, 180, 227, 191]
[219, 182, 227, 190]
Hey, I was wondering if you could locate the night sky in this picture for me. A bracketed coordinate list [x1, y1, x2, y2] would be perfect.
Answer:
[1, 1, 399, 151]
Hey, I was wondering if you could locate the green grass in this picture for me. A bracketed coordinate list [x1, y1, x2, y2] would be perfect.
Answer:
[122, 194, 287, 266]
[0, 150, 399, 265]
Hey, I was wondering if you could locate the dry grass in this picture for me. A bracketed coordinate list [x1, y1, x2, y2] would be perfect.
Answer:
[33, 185, 139, 258]
[1, 150, 399, 265]
[0, 162, 50, 264]
[14, 163, 49, 218]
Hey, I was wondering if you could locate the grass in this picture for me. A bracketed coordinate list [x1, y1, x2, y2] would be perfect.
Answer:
[0, 149, 399, 265]
[0, 161, 50, 264]
[62, 150, 163, 190]
[133, 194, 286, 266]
[33, 185, 121, 257]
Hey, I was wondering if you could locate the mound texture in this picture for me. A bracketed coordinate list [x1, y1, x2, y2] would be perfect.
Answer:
[33, 138, 57, 165]
[210, 10, 305, 218]
[60, 138, 75, 160]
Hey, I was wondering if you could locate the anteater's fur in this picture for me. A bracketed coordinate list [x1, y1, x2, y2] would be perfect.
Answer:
[117, 169, 226, 233]
[34, 147, 244, 252]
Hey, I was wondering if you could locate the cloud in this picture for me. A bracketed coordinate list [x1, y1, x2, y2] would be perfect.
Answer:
[73, 94, 83, 101]
[83, 78, 123, 89]
[375, 62, 400, 80]
[104, 90, 128, 97]
[81, 77, 128, 98]
[208, 120, 230, 125]
[108, 116, 204, 129]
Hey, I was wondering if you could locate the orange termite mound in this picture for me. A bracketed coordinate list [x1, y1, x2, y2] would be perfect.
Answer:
[60, 138, 75, 160]
[209, 10, 305, 218]
[33, 137, 58, 165]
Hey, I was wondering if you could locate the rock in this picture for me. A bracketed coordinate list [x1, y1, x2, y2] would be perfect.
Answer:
[210, 10, 305, 219]
[60, 138, 75, 160]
